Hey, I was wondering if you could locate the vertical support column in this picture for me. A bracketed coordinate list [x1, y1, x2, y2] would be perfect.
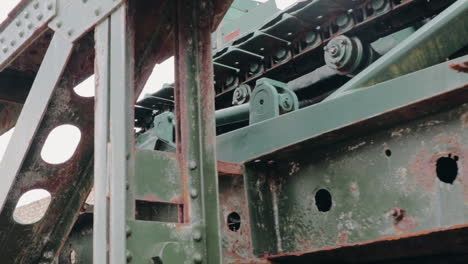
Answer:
[94, 3, 134, 264]
[94, 18, 110, 264]
[109, 4, 134, 264]
[174, 0, 223, 263]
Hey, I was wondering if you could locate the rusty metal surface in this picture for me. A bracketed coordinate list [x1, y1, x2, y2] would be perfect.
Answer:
[219, 174, 268, 264]
[270, 224, 468, 263]
[0, 34, 94, 263]
[244, 102, 468, 260]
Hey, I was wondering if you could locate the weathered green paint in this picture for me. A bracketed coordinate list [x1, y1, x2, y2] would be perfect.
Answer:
[245, 102, 468, 256]
[126, 221, 192, 264]
[136, 112, 176, 150]
[217, 56, 468, 163]
[216, 103, 249, 127]
[249, 78, 298, 124]
[174, 0, 224, 263]
[327, 0, 468, 99]
[134, 150, 182, 202]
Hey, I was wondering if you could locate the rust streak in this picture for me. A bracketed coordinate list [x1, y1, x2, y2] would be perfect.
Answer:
[450, 61, 468, 73]
[218, 161, 244, 176]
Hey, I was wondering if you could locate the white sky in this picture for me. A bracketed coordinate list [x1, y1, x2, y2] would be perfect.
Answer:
[0, 0, 298, 207]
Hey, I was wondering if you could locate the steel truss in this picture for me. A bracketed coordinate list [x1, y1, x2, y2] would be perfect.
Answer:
[0, 0, 466, 264]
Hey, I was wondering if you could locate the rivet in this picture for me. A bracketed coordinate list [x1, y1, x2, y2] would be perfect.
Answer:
[190, 188, 198, 199]
[27, 23, 33, 30]
[94, 8, 101, 16]
[193, 230, 202, 242]
[37, 14, 43, 21]
[189, 160, 197, 170]
[10, 40, 16, 47]
[0, 38, 4, 44]
[126, 250, 133, 262]
[16, 20, 21, 27]
[126, 225, 132, 237]
[56, 21, 62, 28]
[47, 3, 53, 10]
[2, 47, 7, 53]
[19, 31, 24, 37]
[24, 12, 29, 19]
[33, 2, 39, 9]
[82, 0, 88, 3]
[193, 253, 203, 263]
[67, 29, 73, 36]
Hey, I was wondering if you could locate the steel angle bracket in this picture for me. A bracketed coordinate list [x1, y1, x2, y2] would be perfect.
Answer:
[0, 0, 57, 70]
[49, 0, 124, 42]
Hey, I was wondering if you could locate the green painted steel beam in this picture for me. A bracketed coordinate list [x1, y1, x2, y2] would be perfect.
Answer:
[216, 103, 249, 127]
[326, 0, 468, 100]
[174, 0, 223, 263]
[217, 56, 468, 163]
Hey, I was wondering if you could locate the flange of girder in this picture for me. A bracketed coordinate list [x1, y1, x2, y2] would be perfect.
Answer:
[49, 0, 124, 42]
[0, 0, 57, 70]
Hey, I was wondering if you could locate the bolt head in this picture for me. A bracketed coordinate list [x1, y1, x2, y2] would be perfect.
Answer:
[189, 160, 197, 170]
[193, 230, 202, 241]
[190, 188, 198, 199]
[193, 253, 203, 263]
[126, 225, 132, 237]
[126, 251, 133, 262]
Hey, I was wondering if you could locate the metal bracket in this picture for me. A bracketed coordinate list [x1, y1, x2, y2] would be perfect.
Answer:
[249, 78, 298, 124]
[0, 0, 57, 70]
[49, 0, 123, 42]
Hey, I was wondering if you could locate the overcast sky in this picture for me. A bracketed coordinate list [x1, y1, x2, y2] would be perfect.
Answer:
[0, 0, 299, 207]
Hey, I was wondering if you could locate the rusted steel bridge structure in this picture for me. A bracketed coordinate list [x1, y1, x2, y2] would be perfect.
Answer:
[0, 0, 466, 263]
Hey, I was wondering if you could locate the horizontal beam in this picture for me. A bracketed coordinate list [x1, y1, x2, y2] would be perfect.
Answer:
[326, 0, 468, 99]
[217, 56, 468, 163]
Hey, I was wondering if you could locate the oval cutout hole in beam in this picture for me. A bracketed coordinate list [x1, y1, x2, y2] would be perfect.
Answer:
[41, 125, 81, 164]
[13, 189, 51, 225]
[73, 75, 95, 97]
